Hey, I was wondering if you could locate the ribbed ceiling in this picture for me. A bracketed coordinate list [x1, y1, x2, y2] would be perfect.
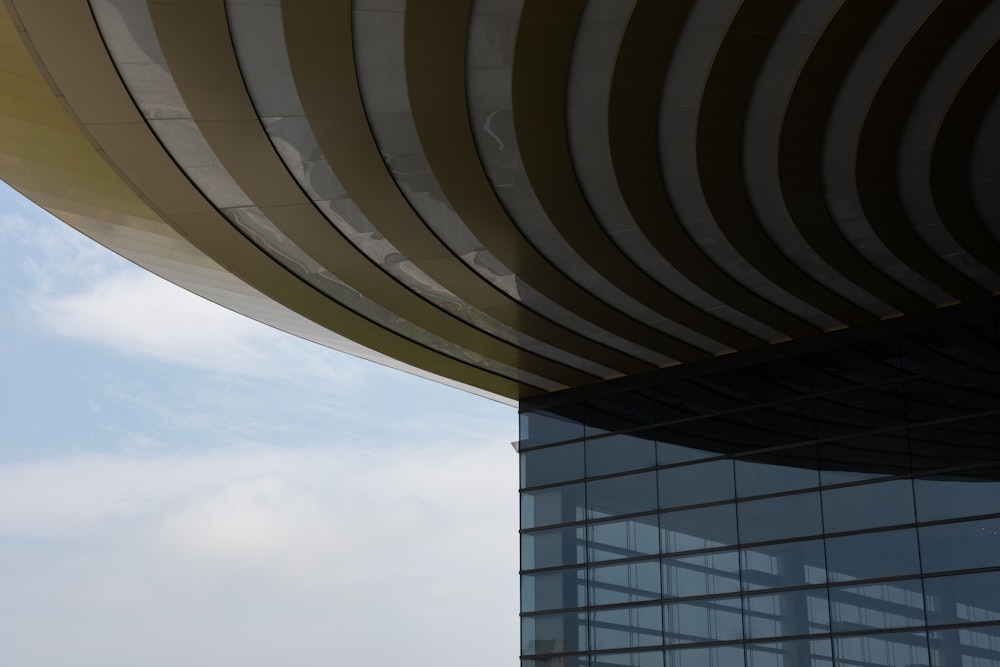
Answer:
[4, 0, 999, 401]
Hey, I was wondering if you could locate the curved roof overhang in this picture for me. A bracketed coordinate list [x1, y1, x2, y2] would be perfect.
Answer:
[2, 0, 998, 403]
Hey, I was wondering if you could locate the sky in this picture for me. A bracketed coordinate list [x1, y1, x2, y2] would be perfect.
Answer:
[0, 181, 520, 666]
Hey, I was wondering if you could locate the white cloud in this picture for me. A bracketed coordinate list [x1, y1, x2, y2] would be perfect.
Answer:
[0, 441, 519, 667]
[36, 270, 276, 374]
[1, 182, 522, 667]
[2, 191, 363, 382]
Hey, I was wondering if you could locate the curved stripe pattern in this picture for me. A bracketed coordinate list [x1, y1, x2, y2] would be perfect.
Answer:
[4, 0, 998, 401]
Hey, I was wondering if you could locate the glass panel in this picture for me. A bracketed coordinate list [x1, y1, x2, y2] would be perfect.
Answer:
[924, 572, 1000, 626]
[814, 383, 907, 440]
[746, 638, 833, 667]
[737, 492, 822, 543]
[590, 561, 662, 606]
[520, 410, 584, 450]
[521, 483, 585, 529]
[591, 605, 663, 650]
[902, 365, 1000, 420]
[589, 514, 660, 562]
[592, 651, 665, 667]
[901, 319, 999, 373]
[833, 631, 929, 667]
[821, 480, 915, 533]
[663, 597, 744, 644]
[664, 645, 745, 667]
[651, 377, 732, 422]
[588, 433, 657, 476]
[728, 403, 817, 451]
[522, 526, 586, 570]
[522, 568, 587, 613]
[919, 517, 1000, 573]
[929, 624, 1000, 667]
[810, 338, 904, 390]
[735, 447, 819, 497]
[830, 578, 925, 632]
[743, 588, 830, 639]
[582, 391, 657, 436]
[658, 459, 735, 509]
[523, 658, 588, 667]
[522, 611, 588, 655]
[589, 471, 658, 519]
[657, 440, 718, 466]
[909, 416, 1000, 471]
[729, 359, 814, 403]
[662, 550, 740, 598]
[741, 539, 826, 591]
[655, 419, 734, 459]
[915, 466, 1000, 522]
[521, 442, 585, 488]
[660, 505, 738, 553]
[825, 529, 920, 582]
[818, 431, 911, 484]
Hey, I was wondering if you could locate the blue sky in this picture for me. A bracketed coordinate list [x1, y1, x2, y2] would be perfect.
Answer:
[0, 182, 519, 666]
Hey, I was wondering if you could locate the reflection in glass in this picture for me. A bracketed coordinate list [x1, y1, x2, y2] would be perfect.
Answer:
[591, 605, 663, 650]
[727, 404, 816, 450]
[582, 391, 656, 436]
[522, 568, 587, 613]
[903, 366, 1000, 420]
[746, 638, 833, 666]
[813, 383, 906, 439]
[929, 624, 1000, 666]
[664, 597, 743, 644]
[901, 321, 998, 373]
[830, 579, 925, 632]
[521, 442, 585, 488]
[811, 338, 903, 390]
[658, 439, 720, 466]
[909, 416, 1000, 471]
[591, 650, 665, 667]
[588, 433, 657, 476]
[590, 561, 662, 606]
[923, 572, 1000, 626]
[522, 611, 588, 655]
[915, 467, 1000, 522]
[522, 658, 588, 667]
[743, 588, 830, 639]
[521, 411, 584, 450]
[822, 480, 915, 532]
[735, 448, 819, 497]
[522, 526, 586, 570]
[825, 529, 920, 582]
[658, 459, 735, 508]
[521, 483, 585, 529]
[919, 517, 1000, 573]
[737, 493, 822, 543]
[741, 539, 826, 590]
[662, 551, 740, 598]
[818, 431, 910, 484]
[589, 514, 660, 562]
[729, 360, 813, 403]
[661, 505, 738, 553]
[589, 471, 658, 519]
[833, 631, 929, 667]
[665, 645, 745, 667]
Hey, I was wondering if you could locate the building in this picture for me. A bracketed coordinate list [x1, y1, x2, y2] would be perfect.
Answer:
[1, 1, 998, 665]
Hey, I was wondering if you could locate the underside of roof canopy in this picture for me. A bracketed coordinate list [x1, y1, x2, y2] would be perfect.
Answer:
[2, 0, 998, 403]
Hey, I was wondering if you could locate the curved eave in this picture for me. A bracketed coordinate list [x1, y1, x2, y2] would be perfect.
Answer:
[2, 0, 999, 404]
[0, 2, 520, 405]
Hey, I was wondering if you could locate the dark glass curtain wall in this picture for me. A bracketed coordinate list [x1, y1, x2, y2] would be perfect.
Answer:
[519, 299, 1000, 667]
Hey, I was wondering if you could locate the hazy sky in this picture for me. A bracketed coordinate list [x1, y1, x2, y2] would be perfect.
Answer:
[0, 182, 520, 666]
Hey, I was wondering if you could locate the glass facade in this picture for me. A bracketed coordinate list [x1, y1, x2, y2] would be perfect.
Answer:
[519, 302, 1000, 666]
